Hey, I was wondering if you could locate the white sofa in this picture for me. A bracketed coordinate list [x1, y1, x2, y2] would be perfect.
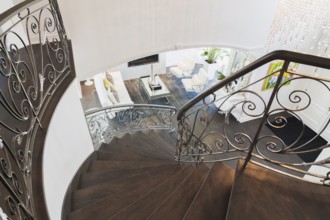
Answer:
[181, 68, 209, 92]
[170, 56, 195, 78]
[93, 71, 134, 108]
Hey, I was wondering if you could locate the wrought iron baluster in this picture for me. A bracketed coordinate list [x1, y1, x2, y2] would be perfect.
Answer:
[244, 61, 290, 167]
[85, 104, 177, 149]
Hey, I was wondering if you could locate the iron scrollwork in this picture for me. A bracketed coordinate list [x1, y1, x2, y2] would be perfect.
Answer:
[0, 0, 72, 218]
[177, 88, 267, 163]
[85, 104, 176, 149]
[176, 60, 330, 185]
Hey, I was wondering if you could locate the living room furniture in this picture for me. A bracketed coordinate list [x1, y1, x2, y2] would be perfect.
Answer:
[213, 88, 247, 122]
[181, 68, 209, 92]
[169, 56, 195, 78]
[140, 75, 171, 102]
[93, 71, 134, 108]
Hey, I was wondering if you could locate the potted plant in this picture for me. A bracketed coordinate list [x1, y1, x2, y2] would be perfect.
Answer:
[201, 47, 228, 79]
[216, 70, 225, 80]
[202, 47, 226, 64]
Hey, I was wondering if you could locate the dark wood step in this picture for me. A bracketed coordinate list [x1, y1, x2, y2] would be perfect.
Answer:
[109, 166, 195, 220]
[72, 164, 183, 211]
[99, 134, 174, 160]
[87, 160, 176, 173]
[183, 162, 235, 220]
[146, 130, 176, 156]
[154, 129, 177, 149]
[68, 166, 192, 220]
[78, 163, 175, 189]
[226, 160, 330, 220]
[147, 163, 210, 220]
[96, 150, 170, 162]
[99, 137, 174, 159]
[108, 135, 126, 146]
[98, 146, 173, 161]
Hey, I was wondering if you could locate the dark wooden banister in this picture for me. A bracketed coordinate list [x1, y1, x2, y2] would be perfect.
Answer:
[0, 0, 43, 26]
[177, 50, 330, 120]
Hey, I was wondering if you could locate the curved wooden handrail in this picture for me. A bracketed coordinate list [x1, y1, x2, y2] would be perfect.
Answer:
[177, 50, 330, 120]
[0, 0, 43, 26]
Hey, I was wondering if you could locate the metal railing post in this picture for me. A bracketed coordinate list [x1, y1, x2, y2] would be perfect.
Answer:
[243, 61, 290, 168]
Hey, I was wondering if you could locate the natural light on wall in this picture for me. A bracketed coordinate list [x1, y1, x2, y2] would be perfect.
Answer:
[265, 0, 330, 58]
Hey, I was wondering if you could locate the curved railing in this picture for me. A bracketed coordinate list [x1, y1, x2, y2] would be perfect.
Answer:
[0, 0, 74, 219]
[176, 50, 330, 185]
[85, 104, 177, 149]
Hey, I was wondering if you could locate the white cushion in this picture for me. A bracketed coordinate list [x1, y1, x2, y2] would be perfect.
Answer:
[181, 78, 194, 92]
[107, 89, 118, 105]
[109, 71, 133, 105]
[197, 68, 208, 85]
[170, 56, 195, 78]
[170, 66, 185, 78]
[192, 74, 201, 85]
[181, 68, 209, 93]
[178, 62, 188, 70]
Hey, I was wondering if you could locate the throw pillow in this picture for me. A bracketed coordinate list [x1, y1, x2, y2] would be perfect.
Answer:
[103, 77, 115, 90]
[112, 90, 120, 103]
[107, 88, 120, 104]
[105, 71, 115, 84]
[107, 89, 118, 105]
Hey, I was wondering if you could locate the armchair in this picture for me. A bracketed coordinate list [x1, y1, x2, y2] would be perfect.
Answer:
[181, 68, 209, 92]
[169, 56, 195, 78]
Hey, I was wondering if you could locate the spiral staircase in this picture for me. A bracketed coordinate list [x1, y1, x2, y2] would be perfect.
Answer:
[2, 1, 330, 220]
[62, 129, 330, 220]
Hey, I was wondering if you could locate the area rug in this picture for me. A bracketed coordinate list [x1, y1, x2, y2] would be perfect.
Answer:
[266, 114, 327, 162]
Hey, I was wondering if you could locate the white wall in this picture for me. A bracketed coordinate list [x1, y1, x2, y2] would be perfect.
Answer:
[0, 0, 15, 14]
[165, 48, 204, 67]
[57, 0, 279, 80]
[43, 80, 94, 220]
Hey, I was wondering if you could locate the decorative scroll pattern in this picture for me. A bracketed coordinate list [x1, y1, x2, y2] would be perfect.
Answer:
[176, 62, 330, 185]
[85, 105, 176, 148]
[0, 0, 72, 218]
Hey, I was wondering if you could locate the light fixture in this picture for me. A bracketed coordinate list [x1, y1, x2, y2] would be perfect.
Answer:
[84, 78, 93, 86]
[265, 0, 330, 58]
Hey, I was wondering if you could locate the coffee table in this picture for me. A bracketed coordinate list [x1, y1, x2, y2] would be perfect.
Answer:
[139, 75, 171, 103]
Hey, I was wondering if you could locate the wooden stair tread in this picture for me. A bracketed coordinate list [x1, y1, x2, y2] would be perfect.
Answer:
[154, 130, 177, 149]
[66, 127, 330, 220]
[87, 160, 176, 173]
[109, 166, 195, 220]
[78, 164, 175, 189]
[98, 135, 173, 160]
[226, 160, 330, 220]
[98, 146, 173, 161]
[147, 164, 210, 220]
[146, 130, 176, 155]
[96, 150, 171, 162]
[72, 164, 183, 211]
[183, 162, 235, 220]
[102, 131, 174, 157]
[68, 166, 191, 220]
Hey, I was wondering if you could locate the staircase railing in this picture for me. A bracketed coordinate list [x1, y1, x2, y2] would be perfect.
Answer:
[176, 50, 330, 185]
[0, 0, 74, 219]
[85, 104, 177, 149]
